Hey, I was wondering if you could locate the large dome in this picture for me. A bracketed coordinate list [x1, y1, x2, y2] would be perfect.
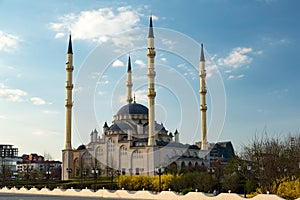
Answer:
[117, 103, 148, 115]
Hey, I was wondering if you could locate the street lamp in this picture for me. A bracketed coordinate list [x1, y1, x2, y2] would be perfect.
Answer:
[129, 168, 133, 176]
[155, 166, 165, 192]
[82, 168, 87, 184]
[24, 164, 32, 188]
[12, 171, 18, 186]
[45, 170, 52, 188]
[91, 168, 99, 192]
[66, 168, 72, 180]
[207, 167, 215, 193]
[238, 164, 251, 198]
[116, 170, 121, 189]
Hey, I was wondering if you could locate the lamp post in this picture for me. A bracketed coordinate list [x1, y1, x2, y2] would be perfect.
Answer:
[155, 166, 164, 192]
[116, 170, 121, 189]
[45, 170, 51, 188]
[129, 168, 133, 176]
[24, 164, 32, 188]
[207, 167, 215, 193]
[91, 168, 99, 192]
[12, 171, 18, 186]
[238, 164, 251, 198]
[66, 168, 72, 180]
[82, 168, 87, 186]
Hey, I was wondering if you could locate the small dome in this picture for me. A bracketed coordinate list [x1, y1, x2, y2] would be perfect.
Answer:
[117, 103, 148, 115]
[77, 144, 86, 150]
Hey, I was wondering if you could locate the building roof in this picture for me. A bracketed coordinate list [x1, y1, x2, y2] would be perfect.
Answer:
[109, 122, 133, 131]
[210, 141, 235, 159]
[117, 103, 148, 115]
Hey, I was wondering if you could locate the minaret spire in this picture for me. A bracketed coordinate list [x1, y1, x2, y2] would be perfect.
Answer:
[67, 34, 73, 54]
[62, 34, 74, 180]
[126, 55, 133, 104]
[199, 43, 208, 150]
[148, 14, 154, 38]
[147, 15, 157, 146]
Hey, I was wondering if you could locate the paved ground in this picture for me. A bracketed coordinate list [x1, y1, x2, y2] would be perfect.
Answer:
[0, 193, 140, 200]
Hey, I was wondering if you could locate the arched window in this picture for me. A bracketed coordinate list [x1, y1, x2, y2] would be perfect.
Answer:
[95, 147, 103, 159]
[108, 138, 114, 152]
[120, 146, 127, 156]
[132, 150, 143, 159]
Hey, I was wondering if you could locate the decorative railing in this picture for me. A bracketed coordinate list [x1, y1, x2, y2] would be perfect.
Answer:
[0, 187, 295, 199]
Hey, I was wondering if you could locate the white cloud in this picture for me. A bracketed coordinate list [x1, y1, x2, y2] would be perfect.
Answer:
[228, 75, 235, 80]
[55, 32, 65, 39]
[227, 74, 245, 80]
[118, 89, 148, 104]
[262, 37, 289, 46]
[0, 83, 27, 102]
[134, 89, 148, 104]
[160, 38, 176, 49]
[30, 97, 46, 105]
[0, 31, 20, 52]
[0, 115, 8, 120]
[151, 15, 159, 21]
[97, 80, 109, 85]
[32, 129, 60, 136]
[49, 7, 141, 42]
[177, 63, 186, 68]
[134, 59, 146, 68]
[160, 57, 167, 62]
[112, 59, 124, 67]
[98, 91, 107, 96]
[218, 47, 253, 69]
[205, 59, 218, 78]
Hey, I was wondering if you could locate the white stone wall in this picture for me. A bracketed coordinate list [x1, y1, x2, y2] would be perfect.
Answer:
[0, 187, 292, 200]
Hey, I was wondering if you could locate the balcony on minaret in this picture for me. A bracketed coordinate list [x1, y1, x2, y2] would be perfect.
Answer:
[200, 88, 207, 94]
[65, 100, 73, 107]
[200, 105, 207, 111]
[147, 90, 156, 98]
[65, 64, 74, 71]
[65, 82, 74, 89]
[147, 48, 156, 57]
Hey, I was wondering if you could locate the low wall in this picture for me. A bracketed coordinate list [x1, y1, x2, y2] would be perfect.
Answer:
[0, 187, 296, 200]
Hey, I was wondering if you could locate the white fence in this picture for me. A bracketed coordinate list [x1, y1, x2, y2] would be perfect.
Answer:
[0, 187, 296, 200]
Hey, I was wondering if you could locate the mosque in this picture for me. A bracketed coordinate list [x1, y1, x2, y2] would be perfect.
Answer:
[61, 16, 234, 180]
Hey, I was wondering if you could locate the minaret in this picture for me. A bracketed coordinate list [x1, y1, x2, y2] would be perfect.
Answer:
[199, 43, 208, 150]
[65, 34, 74, 150]
[147, 15, 156, 146]
[126, 56, 133, 104]
[62, 34, 74, 180]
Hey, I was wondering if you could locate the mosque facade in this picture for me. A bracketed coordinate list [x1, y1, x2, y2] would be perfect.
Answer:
[61, 16, 234, 180]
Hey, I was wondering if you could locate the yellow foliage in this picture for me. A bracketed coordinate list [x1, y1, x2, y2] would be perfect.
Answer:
[117, 174, 175, 191]
[252, 176, 300, 200]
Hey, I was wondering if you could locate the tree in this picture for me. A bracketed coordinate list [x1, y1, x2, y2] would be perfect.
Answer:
[240, 133, 300, 193]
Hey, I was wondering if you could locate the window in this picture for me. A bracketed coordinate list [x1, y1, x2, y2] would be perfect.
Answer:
[120, 146, 127, 156]
[108, 139, 114, 152]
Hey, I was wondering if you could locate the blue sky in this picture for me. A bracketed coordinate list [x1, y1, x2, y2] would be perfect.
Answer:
[0, 0, 299, 160]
